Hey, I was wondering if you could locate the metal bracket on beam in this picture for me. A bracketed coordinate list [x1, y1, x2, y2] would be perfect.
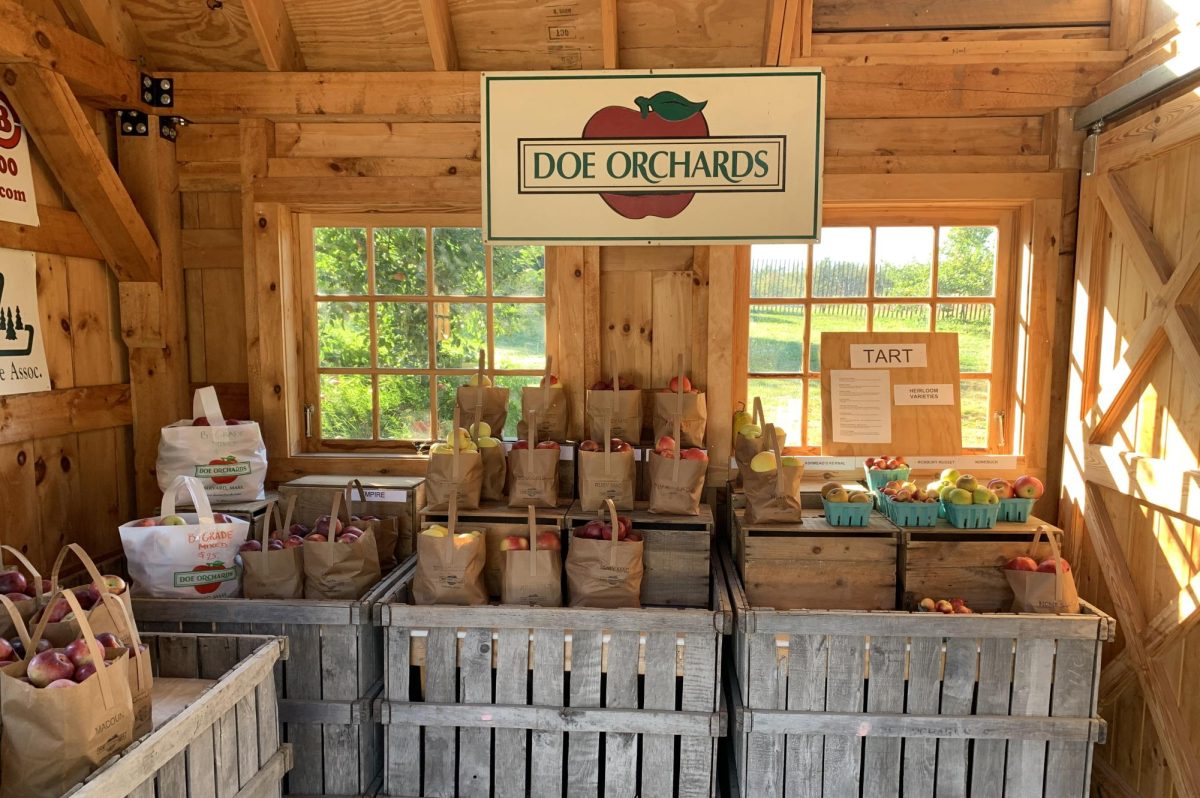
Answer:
[116, 109, 149, 137]
[140, 74, 174, 108]
[158, 116, 189, 142]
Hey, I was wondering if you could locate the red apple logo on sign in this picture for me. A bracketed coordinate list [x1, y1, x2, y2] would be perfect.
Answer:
[582, 91, 708, 220]
[192, 561, 227, 594]
[210, 455, 238, 485]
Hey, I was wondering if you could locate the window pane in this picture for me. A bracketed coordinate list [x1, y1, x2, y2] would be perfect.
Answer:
[433, 228, 485, 296]
[435, 374, 471, 439]
[812, 227, 869, 298]
[875, 226, 933, 297]
[434, 302, 486, 368]
[495, 375, 541, 438]
[494, 303, 546, 370]
[317, 302, 370, 368]
[374, 227, 426, 295]
[938, 226, 997, 297]
[314, 227, 367, 295]
[809, 304, 868, 370]
[937, 304, 993, 372]
[376, 303, 429, 368]
[749, 304, 804, 373]
[961, 380, 990, 448]
[320, 374, 372, 439]
[750, 245, 806, 298]
[874, 303, 931, 333]
[748, 378, 805, 443]
[493, 246, 546, 297]
[808, 378, 822, 448]
[379, 375, 431, 441]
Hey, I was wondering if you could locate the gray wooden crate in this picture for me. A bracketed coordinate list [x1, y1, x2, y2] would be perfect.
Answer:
[720, 549, 1114, 797]
[375, 557, 732, 797]
[63, 633, 290, 798]
[133, 568, 408, 797]
[565, 500, 714, 607]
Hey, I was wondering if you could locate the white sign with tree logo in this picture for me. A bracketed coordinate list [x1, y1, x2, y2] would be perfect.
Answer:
[0, 92, 38, 226]
[0, 248, 51, 395]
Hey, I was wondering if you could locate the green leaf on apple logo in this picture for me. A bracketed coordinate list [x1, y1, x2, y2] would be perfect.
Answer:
[635, 91, 707, 122]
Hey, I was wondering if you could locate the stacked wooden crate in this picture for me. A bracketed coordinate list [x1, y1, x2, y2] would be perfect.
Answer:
[278, 475, 426, 560]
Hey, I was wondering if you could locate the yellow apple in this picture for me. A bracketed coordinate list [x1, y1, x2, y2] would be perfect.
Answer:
[749, 451, 777, 473]
[737, 423, 761, 439]
[780, 456, 802, 468]
[468, 374, 492, 387]
[422, 525, 449, 538]
[938, 485, 959, 503]
[825, 488, 849, 503]
[940, 468, 960, 483]
[732, 407, 753, 438]
[470, 421, 492, 438]
[947, 488, 973, 505]
[848, 492, 872, 504]
[430, 443, 454, 455]
[972, 487, 999, 505]
[820, 481, 841, 498]
[477, 436, 501, 448]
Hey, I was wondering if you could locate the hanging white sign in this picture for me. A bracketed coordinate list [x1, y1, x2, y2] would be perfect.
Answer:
[0, 248, 51, 395]
[482, 68, 824, 245]
[0, 93, 38, 226]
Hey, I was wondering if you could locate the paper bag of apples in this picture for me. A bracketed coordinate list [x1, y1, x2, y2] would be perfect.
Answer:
[742, 424, 803, 524]
[239, 497, 304, 599]
[0, 545, 47, 640]
[119, 475, 249, 598]
[507, 412, 561, 508]
[500, 506, 563, 607]
[425, 407, 484, 511]
[299, 490, 382, 600]
[1004, 527, 1080, 613]
[39, 544, 133, 648]
[456, 349, 511, 441]
[733, 397, 786, 477]
[0, 589, 135, 798]
[518, 357, 568, 443]
[647, 427, 708, 516]
[414, 495, 487, 606]
[577, 416, 636, 511]
[652, 355, 707, 448]
[566, 499, 643, 608]
[585, 354, 643, 445]
[464, 420, 507, 502]
[156, 385, 267, 502]
[342, 479, 400, 571]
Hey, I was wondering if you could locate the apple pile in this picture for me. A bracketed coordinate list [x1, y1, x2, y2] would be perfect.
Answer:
[654, 435, 708, 462]
[865, 456, 908, 472]
[819, 482, 872, 504]
[31, 575, 129, 626]
[0, 569, 52, 604]
[589, 377, 638, 391]
[421, 525, 482, 547]
[1005, 555, 1070, 574]
[917, 596, 974, 615]
[986, 475, 1044, 500]
[575, 515, 642, 542]
[749, 450, 801, 473]
[430, 424, 503, 454]
[879, 480, 939, 504]
[501, 529, 562, 552]
[259, 514, 370, 551]
[512, 439, 560, 452]
[929, 471, 1000, 506]
[13, 630, 142, 688]
[579, 438, 633, 453]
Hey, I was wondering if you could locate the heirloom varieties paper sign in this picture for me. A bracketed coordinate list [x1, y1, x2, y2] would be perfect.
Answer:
[0, 93, 38, 226]
[482, 68, 824, 245]
[0, 248, 51, 395]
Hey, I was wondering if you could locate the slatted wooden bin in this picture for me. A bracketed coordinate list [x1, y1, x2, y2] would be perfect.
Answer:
[565, 500, 714, 607]
[278, 475, 426, 560]
[421, 500, 571, 598]
[720, 550, 1114, 797]
[62, 633, 290, 798]
[733, 507, 900, 611]
[376, 556, 732, 797]
[900, 516, 1065, 612]
[132, 567, 409, 797]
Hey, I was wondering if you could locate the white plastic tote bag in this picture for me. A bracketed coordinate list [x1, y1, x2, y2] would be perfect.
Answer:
[157, 386, 268, 501]
[119, 475, 250, 598]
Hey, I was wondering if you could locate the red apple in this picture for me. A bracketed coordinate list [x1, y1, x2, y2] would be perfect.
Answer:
[101, 575, 127, 595]
[239, 540, 263, 552]
[577, 520, 605, 540]
[267, 540, 285, 551]
[73, 662, 98, 683]
[609, 438, 632, 453]
[225, 419, 240, 426]
[535, 530, 561, 551]
[599, 522, 621, 541]
[536, 441, 560, 450]
[95, 632, 122, 650]
[540, 374, 559, 387]
[284, 536, 305, 549]
[46, 678, 77, 689]
[39, 598, 71, 625]
[338, 534, 360, 545]
[74, 585, 102, 611]
[1005, 556, 1039, 572]
[512, 440, 530, 450]
[10, 638, 49, 660]
[5, 592, 31, 603]
[289, 522, 310, 537]
[305, 533, 328, 543]
[133, 517, 158, 528]
[987, 479, 1015, 499]
[617, 377, 637, 390]
[340, 525, 365, 538]
[590, 380, 612, 391]
[625, 531, 643, 542]
[1013, 476, 1044, 500]
[579, 440, 602, 453]
[681, 448, 708, 462]
[63, 638, 93, 667]
[667, 375, 692, 393]
[617, 517, 633, 538]
[0, 571, 27, 595]
[312, 515, 342, 536]
[892, 456, 907, 466]
[864, 457, 878, 468]
[0, 638, 14, 662]
[192, 417, 210, 426]
[501, 535, 530, 552]
[28, 650, 74, 687]
[1037, 558, 1070, 574]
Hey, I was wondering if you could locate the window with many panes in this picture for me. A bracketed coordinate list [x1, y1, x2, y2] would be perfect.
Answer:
[300, 217, 546, 449]
[746, 216, 1013, 452]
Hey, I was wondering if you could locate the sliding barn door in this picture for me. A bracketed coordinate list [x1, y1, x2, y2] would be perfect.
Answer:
[1061, 87, 1200, 796]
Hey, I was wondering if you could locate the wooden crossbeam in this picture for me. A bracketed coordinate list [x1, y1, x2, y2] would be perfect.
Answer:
[1164, 304, 1200, 384]
[0, 384, 132, 445]
[4, 65, 159, 283]
[243, 0, 305, 72]
[418, 0, 458, 72]
[1108, 0, 1147, 52]
[54, 0, 147, 64]
[0, 0, 145, 108]
[600, 0, 619, 69]
[0, 206, 101, 259]
[1086, 444, 1200, 525]
[1083, 482, 1200, 798]
[1101, 568, 1200, 699]
[1095, 172, 1174, 287]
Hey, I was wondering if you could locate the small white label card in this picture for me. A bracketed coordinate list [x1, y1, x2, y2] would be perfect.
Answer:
[360, 489, 409, 503]
[850, 343, 927, 369]
[894, 383, 954, 406]
[831, 369, 891, 443]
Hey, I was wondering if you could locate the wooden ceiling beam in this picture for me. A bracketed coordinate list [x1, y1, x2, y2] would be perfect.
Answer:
[243, 0, 306, 71]
[1109, 0, 1147, 51]
[418, 0, 459, 72]
[0, 0, 145, 108]
[53, 0, 147, 65]
[4, 65, 159, 283]
[600, 0, 618, 69]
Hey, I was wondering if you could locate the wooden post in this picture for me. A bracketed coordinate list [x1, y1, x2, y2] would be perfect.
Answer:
[116, 115, 190, 514]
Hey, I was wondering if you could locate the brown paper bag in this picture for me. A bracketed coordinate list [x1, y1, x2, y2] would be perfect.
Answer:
[345, 479, 400, 571]
[0, 544, 45, 641]
[501, 506, 563, 606]
[457, 348, 511, 438]
[518, 356, 569, 443]
[0, 589, 134, 798]
[475, 434, 507, 502]
[302, 491, 382, 599]
[95, 590, 153, 738]
[508, 411, 560, 508]
[242, 498, 304, 599]
[652, 354, 708, 447]
[648, 412, 706, 516]
[585, 351, 643, 444]
[578, 414, 636, 511]
[566, 499, 643, 608]
[41, 544, 130, 648]
[743, 425, 804, 524]
[414, 495, 488, 606]
[1006, 527, 1081, 614]
[733, 397, 786, 477]
[425, 407, 483, 511]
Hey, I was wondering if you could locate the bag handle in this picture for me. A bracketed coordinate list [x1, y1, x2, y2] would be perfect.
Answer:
[752, 396, 765, 426]
[445, 490, 459, 555]
[0, 594, 32, 655]
[765, 423, 785, 497]
[671, 403, 683, 485]
[527, 505, 539, 577]
[325, 489, 345, 531]
[1028, 526, 1066, 605]
[541, 355, 554, 412]
[50, 543, 110, 602]
[525, 409, 537, 471]
[161, 475, 215, 523]
[97, 590, 149, 692]
[602, 413, 612, 476]
[28, 588, 119, 708]
[344, 478, 372, 520]
[192, 385, 227, 427]
[472, 349, 487, 433]
[603, 498, 620, 566]
[0, 544, 43, 607]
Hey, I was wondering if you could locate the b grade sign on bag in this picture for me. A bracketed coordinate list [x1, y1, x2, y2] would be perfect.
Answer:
[482, 68, 824, 245]
[0, 248, 51, 395]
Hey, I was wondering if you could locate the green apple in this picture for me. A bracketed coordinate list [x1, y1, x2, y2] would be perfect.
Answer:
[925, 481, 944, 494]
[947, 488, 973, 506]
[732, 407, 753, 438]
[938, 485, 959, 503]
[780, 456, 802, 468]
[972, 487, 999, 505]
[161, 515, 187, 526]
[939, 468, 960, 483]
[955, 474, 979, 492]
[737, 423, 761, 439]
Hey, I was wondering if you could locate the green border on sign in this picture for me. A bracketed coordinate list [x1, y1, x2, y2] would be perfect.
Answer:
[483, 70, 825, 243]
